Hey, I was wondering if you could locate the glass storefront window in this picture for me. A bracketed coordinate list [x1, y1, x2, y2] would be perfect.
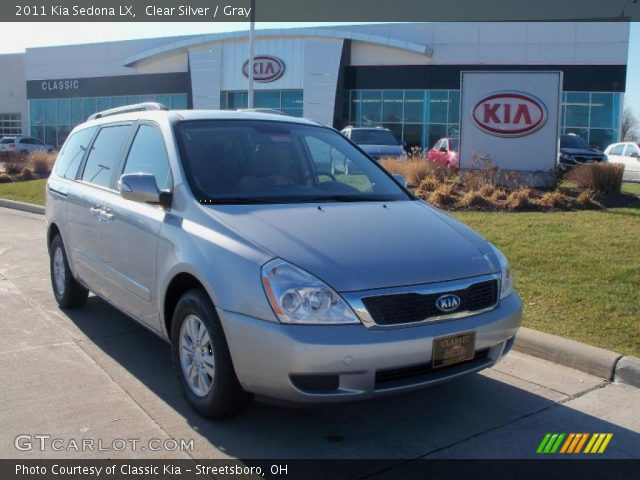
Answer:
[448, 91, 460, 124]
[44, 100, 57, 125]
[348, 89, 621, 150]
[57, 99, 70, 125]
[589, 93, 614, 129]
[255, 91, 280, 109]
[111, 97, 126, 108]
[29, 93, 189, 148]
[30, 100, 44, 126]
[429, 91, 449, 124]
[382, 91, 403, 123]
[219, 90, 303, 117]
[564, 92, 590, 128]
[360, 90, 382, 125]
[403, 91, 424, 123]
[403, 124, 422, 149]
[170, 94, 188, 109]
[96, 97, 111, 112]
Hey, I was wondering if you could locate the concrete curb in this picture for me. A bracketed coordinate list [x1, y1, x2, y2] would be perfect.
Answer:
[0, 198, 45, 215]
[614, 356, 640, 388]
[514, 327, 640, 388]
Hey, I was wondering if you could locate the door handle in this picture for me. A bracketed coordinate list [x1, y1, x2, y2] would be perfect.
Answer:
[100, 209, 115, 221]
[89, 206, 102, 218]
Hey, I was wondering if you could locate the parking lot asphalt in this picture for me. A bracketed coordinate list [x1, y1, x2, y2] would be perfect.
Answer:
[0, 206, 638, 469]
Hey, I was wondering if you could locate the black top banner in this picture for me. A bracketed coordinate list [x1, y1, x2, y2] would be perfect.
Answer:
[6, 0, 640, 22]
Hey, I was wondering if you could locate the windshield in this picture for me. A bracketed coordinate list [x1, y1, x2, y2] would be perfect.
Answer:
[175, 120, 411, 204]
[561, 135, 590, 149]
[349, 129, 399, 146]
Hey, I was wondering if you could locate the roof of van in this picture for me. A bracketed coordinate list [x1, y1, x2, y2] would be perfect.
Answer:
[80, 109, 324, 128]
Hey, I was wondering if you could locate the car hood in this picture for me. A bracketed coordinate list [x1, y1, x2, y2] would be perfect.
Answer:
[205, 201, 497, 292]
[359, 144, 405, 157]
[561, 147, 605, 157]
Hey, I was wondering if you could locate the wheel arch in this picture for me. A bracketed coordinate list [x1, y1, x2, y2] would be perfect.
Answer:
[163, 272, 210, 340]
[47, 223, 61, 253]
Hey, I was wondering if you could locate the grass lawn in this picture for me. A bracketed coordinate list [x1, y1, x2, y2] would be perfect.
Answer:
[453, 183, 640, 356]
[0, 179, 46, 206]
[0, 178, 638, 355]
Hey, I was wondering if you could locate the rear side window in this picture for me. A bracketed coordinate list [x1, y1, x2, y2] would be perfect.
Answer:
[610, 144, 624, 155]
[624, 144, 640, 156]
[122, 125, 171, 190]
[81, 125, 131, 188]
[55, 127, 96, 180]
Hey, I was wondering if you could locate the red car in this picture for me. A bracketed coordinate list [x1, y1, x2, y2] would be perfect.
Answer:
[427, 137, 459, 171]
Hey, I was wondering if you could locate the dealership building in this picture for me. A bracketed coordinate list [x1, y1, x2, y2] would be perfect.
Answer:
[0, 22, 629, 150]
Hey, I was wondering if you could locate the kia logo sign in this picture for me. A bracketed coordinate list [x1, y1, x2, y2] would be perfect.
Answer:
[242, 55, 285, 83]
[472, 91, 548, 137]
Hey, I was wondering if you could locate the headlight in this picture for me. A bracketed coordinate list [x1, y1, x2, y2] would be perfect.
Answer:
[560, 152, 572, 162]
[489, 244, 514, 300]
[261, 259, 360, 325]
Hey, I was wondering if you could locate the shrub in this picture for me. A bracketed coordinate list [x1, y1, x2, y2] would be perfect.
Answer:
[380, 158, 449, 186]
[506, 188, 534, 211]
[20, 168, 34, 181]
[537, 190, 568, 209]
[565, 163, 624, 194]
[5, 162, 24, 175]
[28, 151, 56, 177]
[416, 175, 441, 195]
[575, 190, 601, 210]
[427, 183, 457, 207]
[457, 190, 492, 209]
[477, 184, 495, 198]
[491, 188, 509, 202]
[0, 174, 11, 183]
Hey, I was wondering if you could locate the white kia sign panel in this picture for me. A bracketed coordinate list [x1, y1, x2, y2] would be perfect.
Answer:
[459, 71, 562, 186]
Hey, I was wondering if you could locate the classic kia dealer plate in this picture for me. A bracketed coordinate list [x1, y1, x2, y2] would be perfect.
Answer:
[432, 331, 476, 368]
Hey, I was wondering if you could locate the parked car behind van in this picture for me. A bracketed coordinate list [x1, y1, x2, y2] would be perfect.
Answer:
[427, 137, 459, 171]
[558, 134, 607, 171]
[0, 136, 54, 153]
[46, 103, 522, 418]
[604, 142, 640, 182]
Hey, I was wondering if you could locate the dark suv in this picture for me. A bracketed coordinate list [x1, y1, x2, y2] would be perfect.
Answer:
[558, 134, 607, 170]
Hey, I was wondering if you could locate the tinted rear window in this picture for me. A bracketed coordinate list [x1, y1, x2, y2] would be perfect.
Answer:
[350, 130, 399, 146]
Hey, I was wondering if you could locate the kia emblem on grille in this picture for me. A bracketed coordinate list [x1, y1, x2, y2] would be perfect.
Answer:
[435, 294, 461, 312]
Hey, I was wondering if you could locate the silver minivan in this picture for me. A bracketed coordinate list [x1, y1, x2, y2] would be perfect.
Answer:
[46, 103, 522, 418]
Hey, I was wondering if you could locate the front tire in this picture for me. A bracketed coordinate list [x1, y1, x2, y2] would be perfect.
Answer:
[171, 289, 250, 419]
[49, 234, 88, 308]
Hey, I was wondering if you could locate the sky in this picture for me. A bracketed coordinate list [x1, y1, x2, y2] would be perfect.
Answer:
[0, 21, 637, 114]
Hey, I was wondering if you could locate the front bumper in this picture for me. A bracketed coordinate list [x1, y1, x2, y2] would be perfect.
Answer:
[220, 293, 522, 403]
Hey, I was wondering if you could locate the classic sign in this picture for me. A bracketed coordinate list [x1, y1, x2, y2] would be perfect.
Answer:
[472, 91, 548, 137]
[242, 55, 285, 83]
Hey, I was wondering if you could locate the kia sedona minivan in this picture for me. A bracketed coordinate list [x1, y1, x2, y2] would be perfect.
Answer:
[46, 103, 522, 418]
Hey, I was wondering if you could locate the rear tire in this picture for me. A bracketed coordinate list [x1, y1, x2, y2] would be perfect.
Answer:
[171, 289, 250, 419]
[49, 234, 88, 309]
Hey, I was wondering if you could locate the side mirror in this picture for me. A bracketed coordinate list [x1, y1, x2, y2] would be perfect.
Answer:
[392, 173, 407, 187]
[630, 152, 640, 158]
[119, 173, 172, 208]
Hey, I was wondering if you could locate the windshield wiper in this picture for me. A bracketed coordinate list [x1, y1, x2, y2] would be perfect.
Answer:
[298, 195, 400, 203]
[201, 197, 281, 205]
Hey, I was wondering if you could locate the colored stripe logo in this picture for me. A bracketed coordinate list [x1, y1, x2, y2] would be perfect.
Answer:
[536, 433, 613, 454]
